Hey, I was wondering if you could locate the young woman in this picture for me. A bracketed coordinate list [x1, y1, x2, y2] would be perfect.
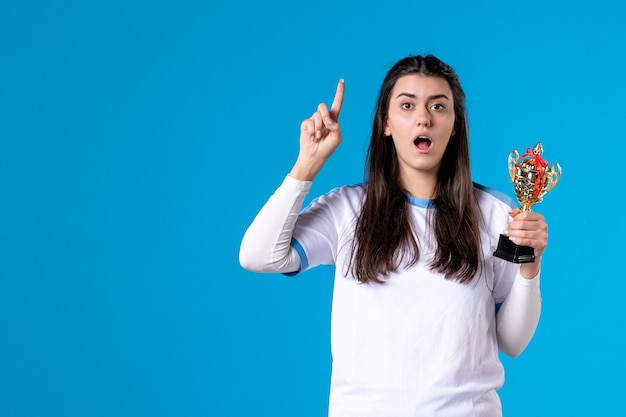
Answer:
[239, 54, 547, 417]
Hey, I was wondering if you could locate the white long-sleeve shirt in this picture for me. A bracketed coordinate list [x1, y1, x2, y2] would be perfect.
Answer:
[240, 175, 541, 417]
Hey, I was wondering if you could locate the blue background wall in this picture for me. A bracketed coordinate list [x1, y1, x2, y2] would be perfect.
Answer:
[1, 1, 623, 416]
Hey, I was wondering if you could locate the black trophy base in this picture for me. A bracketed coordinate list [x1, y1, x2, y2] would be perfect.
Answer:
[493, 234, 535, 263]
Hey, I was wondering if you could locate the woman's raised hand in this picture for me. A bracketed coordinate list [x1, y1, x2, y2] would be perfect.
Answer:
[289, 79, 345, 181]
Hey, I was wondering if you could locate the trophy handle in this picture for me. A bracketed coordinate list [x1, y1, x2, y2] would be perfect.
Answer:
[507, 150, 519, 182]
[543, 162, 562, 195]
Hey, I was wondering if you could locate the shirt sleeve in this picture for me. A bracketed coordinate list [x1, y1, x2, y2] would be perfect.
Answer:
[239, 175, 311, 274]
[496, 270, 542, 357]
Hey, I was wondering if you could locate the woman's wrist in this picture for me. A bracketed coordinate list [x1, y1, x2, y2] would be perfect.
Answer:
[519, 256, 541, 279]
[289, 158, 322, 182]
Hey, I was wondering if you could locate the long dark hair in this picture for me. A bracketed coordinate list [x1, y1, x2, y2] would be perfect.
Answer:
[349, 54, 481, 284]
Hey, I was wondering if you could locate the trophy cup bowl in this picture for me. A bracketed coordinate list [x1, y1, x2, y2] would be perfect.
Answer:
[493, 142, 561, 263]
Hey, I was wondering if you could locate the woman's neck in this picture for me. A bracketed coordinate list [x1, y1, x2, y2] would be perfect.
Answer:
[400, 170, 438, 199]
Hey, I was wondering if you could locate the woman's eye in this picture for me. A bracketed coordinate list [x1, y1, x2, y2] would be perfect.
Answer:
[431, 103, 445, 111]
[401, 103, 414, 110]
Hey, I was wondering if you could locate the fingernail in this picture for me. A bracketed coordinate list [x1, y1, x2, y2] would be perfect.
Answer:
[324, 117, 334, 126]
[510, 237, 520, 244]
[315, 130, 322, 139]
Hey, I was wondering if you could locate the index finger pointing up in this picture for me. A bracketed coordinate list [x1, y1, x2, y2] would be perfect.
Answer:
[330, 78, 345, 120]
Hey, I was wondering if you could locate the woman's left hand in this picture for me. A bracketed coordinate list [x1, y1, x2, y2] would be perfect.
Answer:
[507, 209, 548, 278]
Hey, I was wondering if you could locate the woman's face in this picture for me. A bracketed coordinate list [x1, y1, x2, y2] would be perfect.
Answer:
[385, 74, 456, 184]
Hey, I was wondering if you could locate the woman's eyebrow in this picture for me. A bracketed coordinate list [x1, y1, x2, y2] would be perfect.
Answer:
[395, 92, 450, 101]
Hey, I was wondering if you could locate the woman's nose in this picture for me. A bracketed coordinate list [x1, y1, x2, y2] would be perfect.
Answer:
[416, 107, 431, 127]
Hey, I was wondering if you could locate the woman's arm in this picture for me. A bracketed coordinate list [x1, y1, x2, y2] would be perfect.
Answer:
[496, 209, 548, 356]
[239, 80, 345, 273]
[239, 176, 311, 273]
[496, 271, 542, 357]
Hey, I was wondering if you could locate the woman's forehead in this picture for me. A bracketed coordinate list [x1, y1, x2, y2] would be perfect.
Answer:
[391, 74, 452, 97]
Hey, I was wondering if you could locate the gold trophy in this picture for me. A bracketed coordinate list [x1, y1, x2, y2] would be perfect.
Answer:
[493, 142, 561, 263]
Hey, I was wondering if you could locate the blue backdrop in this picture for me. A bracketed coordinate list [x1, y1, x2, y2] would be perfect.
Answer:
[1, 1, 623, 416]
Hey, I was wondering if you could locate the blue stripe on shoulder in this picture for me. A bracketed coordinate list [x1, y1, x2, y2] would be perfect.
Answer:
[282, 237, 308, 277]
[473, 182, 517, 209]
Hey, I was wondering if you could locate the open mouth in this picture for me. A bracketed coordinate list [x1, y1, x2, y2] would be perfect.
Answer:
[413, 136, 432, 151]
